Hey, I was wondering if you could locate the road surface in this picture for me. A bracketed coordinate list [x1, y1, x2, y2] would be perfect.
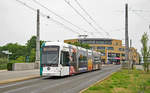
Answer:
[0, 65, 120, 93]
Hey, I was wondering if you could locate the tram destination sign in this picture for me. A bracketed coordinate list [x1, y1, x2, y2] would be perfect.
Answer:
[43, 47, 59, 52]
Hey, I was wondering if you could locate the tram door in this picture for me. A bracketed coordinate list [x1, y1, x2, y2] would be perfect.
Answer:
[60, 51, 70, 66]
[60, 51, 70, 76]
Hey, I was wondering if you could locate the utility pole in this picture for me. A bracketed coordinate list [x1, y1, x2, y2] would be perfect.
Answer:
[106, 47, 109, 64]
[35, 9, 40, 68]
[130, 39, 134, 69]
[123, 3, 129, 69]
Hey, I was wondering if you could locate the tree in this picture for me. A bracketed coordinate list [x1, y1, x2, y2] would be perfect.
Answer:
[0, 36, 44, 64]
[26, 36, 36, 55]
[97, 50, 105, 53]
[67, 42, 91, 49]
[26, 36, 44, 62]
[0, 43, 27, 60]
[141, 32, 150, 72]
[16, 56, 25, 62]
[29, 48, 36, 62]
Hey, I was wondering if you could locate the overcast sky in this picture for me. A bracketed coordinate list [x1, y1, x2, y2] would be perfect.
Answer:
[0, 0, 150, 53]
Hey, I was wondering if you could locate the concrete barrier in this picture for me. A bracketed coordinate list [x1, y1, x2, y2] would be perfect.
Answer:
[12, 63, 36, 71]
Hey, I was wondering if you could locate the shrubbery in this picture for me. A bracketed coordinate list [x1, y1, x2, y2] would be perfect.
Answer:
[0, 58, 8, 70]
[7, 62, 13, 71]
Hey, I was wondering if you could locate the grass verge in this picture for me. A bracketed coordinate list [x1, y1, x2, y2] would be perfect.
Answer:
[82, 69, 150, 93]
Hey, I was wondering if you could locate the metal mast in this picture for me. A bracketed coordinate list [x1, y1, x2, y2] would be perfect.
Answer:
[36, 9, 40, 68]
[125, 3, 129, 67]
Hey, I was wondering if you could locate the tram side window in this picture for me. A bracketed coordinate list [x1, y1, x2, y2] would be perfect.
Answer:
[72, 52, 77, 62]
[94, 57, 100, 63]
[79, 55, 87, 63]
[60, 51, 70, 66]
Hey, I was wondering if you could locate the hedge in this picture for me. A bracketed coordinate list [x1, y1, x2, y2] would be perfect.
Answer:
[7, 62, 13, 71]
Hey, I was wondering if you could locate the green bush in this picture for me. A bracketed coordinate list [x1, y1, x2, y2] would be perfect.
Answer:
[0, 58, 8, 70]
[10, 60, 25, 63]
[0, 64, 7, 70]
[7, 62, 13, 71]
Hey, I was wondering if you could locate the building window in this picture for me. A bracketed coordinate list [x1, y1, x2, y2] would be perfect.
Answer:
[101, 53, 105, 56]
[121, 53, 125, 57]
[107, 47, 114, 50]
[81, 40, 95, 44]
[87, 40, 95, 44]
[95, 40, 112, 45]
[80, 40, 112, 45]
[95, 40, 104, 44]
[116, 42, 118, 46]
[119, 48, 125, 51]
[116, 53, 120, 57]
[104, 41, 112, 45]
[97, 46, 105, 50]
[108, 53, 116, 57]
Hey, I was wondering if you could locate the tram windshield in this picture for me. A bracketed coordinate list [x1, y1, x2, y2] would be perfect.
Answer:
[42, 46, 59, 66]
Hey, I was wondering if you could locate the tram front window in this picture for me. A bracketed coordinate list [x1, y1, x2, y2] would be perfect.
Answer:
[42, 46, 59, 66]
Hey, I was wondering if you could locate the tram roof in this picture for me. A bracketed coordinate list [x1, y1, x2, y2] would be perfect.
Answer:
[45, 42, 101, 54]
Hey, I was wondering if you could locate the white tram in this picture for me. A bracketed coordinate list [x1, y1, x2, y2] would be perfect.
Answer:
[40, 42, 102, 76]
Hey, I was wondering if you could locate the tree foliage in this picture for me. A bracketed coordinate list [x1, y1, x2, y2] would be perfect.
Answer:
[141, 32, 150, 72]
[67, 42, 91, 49]
[0, 36, 44, 63]
[29, 48, 36, 62]
[0, 43, 27, 60]
[25, 36, 44, 62]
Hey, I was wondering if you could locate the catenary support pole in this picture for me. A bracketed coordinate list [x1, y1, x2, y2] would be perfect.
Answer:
[123, 3, 129, 69]
[36, 9, 40, 68]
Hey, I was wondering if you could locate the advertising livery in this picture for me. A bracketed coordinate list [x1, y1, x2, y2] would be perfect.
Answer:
[40, 42, 102, 77]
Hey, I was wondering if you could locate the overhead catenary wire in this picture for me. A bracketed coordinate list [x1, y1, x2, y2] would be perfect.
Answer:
[64, 0, 105, 38]
[132, 11, 149, 22]
[32, 0, 95, 36]
[74, 0, 111, 37]
[15, 0, 80, 35]
[16, 0, 37, 12]
[130, 10, 150, 13]
[129, 5, 150, 23]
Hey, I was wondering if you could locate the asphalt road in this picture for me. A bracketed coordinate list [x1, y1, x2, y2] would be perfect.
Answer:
[0, 65, 120, 93]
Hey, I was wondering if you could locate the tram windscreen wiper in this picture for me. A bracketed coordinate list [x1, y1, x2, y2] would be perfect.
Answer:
[42, 46, 59, 66]
[47, 55, 58, 64]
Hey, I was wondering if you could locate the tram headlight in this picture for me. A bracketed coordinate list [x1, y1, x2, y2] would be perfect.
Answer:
[47, 67, 50, 70]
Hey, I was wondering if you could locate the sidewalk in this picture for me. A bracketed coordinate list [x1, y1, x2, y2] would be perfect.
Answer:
[0, 69, 40, 85]
[0, 65, 113, 85]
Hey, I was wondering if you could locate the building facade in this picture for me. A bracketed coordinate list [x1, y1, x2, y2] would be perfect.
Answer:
[64, 38, 140, 64]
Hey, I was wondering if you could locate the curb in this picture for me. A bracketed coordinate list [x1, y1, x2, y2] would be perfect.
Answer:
[79, 71, 117, 93]
[0, 75, 40, 85]
[0, 70, 7, 73]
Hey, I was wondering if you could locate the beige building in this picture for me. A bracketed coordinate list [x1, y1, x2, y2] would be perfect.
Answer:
[64, 38, 140, 64]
